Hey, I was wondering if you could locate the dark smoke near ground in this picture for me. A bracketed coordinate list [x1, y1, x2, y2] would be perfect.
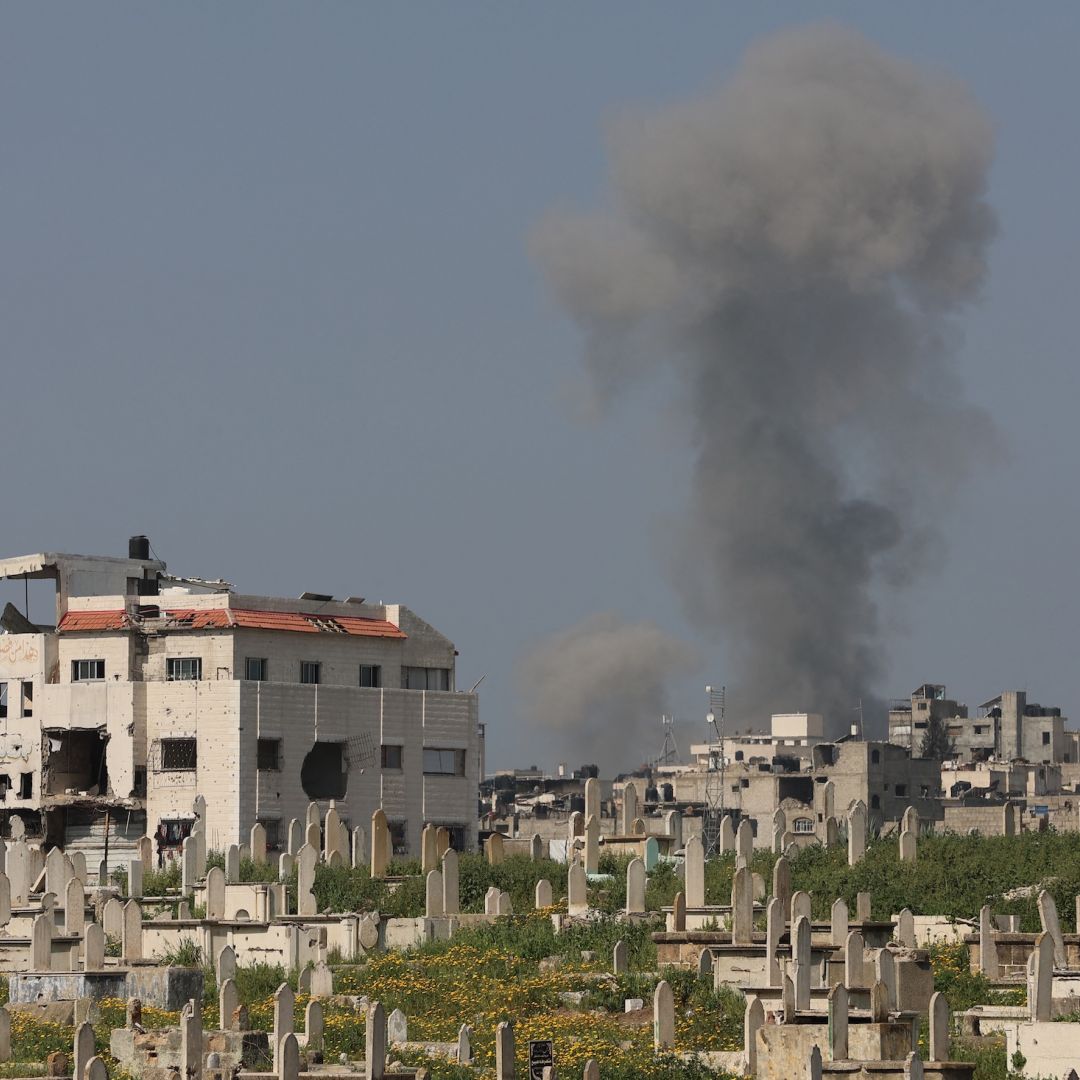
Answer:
[518, 614, 700, 771]
[532, 26, 997, 737]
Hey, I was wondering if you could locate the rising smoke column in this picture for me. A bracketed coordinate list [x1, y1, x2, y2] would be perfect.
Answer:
[532, 26, 997, 733]
[518, 614, 700, 770]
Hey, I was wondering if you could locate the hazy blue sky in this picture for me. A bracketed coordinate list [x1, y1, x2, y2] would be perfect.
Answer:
[3, 5, 1079, 772]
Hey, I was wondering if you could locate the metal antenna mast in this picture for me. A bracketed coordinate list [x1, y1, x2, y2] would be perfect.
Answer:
[703, 685, 726, 857]
[656, 714, 681, 768]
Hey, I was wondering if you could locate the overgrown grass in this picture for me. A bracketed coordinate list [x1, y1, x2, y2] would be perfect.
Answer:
[311, 853, 569, 916]
[929, 944, 1025, 1012]
[784, 830, 1080, 927]
[154, 937, 203, 967]
[140, 859, 181, 897]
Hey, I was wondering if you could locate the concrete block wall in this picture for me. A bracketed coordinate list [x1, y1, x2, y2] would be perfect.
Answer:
[144, 681, 243, 852]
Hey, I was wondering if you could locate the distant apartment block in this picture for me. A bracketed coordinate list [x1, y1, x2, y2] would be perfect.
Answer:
[889, 684, 1079, 765]
[0, 538, 482, 865]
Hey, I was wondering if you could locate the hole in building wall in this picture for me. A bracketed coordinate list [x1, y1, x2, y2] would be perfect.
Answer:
[43, 729, 108, 796]
[300, 741, 348, 800]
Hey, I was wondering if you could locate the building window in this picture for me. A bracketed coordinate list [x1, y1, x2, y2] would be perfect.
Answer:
[300, 741, 347, 799]
[870, 794, 880, 809]
[0, 684, 5, 719]
[871, 749, 880, 764]
[257, 738, 281, 771]
[257, 818, 282, 851]
[917, 702, 928, 711]
[381, 744, 403, 770]
[404, 667, 451, 692]
[436, 824, 467, 851]
[72, 659, 106, 682]
[1042, 731, 1051, 745]
[161, 738, 197, 771]
[389, 820, 408, 856]
[793, 818, 815, 834]
[360, 665, 382, 688]
[19, 773, 32, 799]
[245, 657, 268, 681]
[896, 784, 907, 797]
[423, 748, 466, 776]
[300, 661, 321, 685]
[740, 778, 749, 789]
[167, 658, 202, 681]
[20, 682, 32, 718]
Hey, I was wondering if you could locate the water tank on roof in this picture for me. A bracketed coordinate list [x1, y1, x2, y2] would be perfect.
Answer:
[128, 535, 150, 560]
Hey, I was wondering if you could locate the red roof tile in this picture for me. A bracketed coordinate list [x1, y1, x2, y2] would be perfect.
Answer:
[58, 607, 406, 639]
[229, 609, 406, 639]
[57, 610, 130, 632]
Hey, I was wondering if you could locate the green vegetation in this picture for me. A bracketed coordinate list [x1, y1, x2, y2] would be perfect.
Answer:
[784, 830, 1080, 927]
[140, 859, 181, 897]
[930, 944, 1024, 1012]
[311, 853, 570, 916]
[154, 937, 203, 967]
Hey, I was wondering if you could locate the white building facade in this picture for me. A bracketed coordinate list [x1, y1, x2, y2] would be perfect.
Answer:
[0, 541, 482, 866]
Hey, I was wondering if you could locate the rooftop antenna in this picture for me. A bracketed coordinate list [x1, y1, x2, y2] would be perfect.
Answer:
[852, 698, 864, 740]
[656, 714, 681, 768]
[703, 685, 726, 857]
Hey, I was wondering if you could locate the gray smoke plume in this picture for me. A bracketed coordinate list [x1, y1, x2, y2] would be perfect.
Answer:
[532, 26, 997, 735]
[518, 614, 700, 771]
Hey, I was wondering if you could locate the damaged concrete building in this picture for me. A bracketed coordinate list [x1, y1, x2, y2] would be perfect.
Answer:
[0, 538, 482, 867]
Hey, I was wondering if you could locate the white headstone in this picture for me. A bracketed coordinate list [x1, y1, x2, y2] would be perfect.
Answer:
[387, 1008, 407, 1044]
[365, 1000, 386, 1080]
[206, 867, 226, 920]
[297, 843, 318, 917]
[625, 858, 646, 915]
[370, 810, 389, 877]
[731, 866, 753, 945]
[652, 979, 674, 1049]
[84, 922, 105, 971]
[249, 823, 267, 866]
[425, 870, 444, 918]
[567, 862, 588, 915]
[272, 983, 295, 1071]
[831, 898, 849, 947]
[121, 899, 141, 962]
[684, 835, 705, 908]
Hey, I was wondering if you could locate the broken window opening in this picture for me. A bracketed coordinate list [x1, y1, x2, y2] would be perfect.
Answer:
[20, 682, 32, 718]
[19, 773, 32, 799]
[300, 741, 347, 799]
[0, 775, 9, 801]
[0, 683, 6, 720]
[43, 729, 109, 796]
[389, 819, 408, 856]
[257, 817, 282, 850]
[257, 738, 281, 771]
